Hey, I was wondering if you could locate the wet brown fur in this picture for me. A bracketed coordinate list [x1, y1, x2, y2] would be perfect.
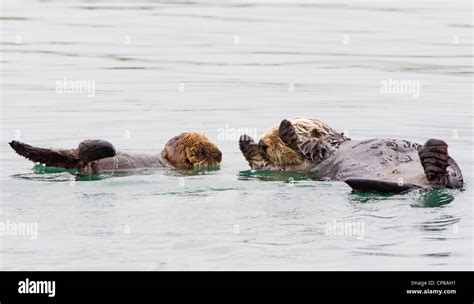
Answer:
[161, 132, 222, 168]
[251, 118, 339, 169]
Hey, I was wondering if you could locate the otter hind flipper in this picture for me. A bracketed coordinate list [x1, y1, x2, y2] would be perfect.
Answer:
[77, 139, 116, 162]
[9, 140, 79, 169]
[345, 179, 422, 194]
[419, 138, 463, 189]
[9, 139, 116, 169]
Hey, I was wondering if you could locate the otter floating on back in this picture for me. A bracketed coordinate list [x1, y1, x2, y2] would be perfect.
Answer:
[239, 118, 463, 193]
[9, 132, 222, 175]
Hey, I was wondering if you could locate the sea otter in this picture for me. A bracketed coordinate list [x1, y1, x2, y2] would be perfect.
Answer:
[239, 118, 463, 193]
[9, 132, 222, 175]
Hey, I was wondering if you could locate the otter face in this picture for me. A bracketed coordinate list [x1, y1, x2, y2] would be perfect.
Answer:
[239, 130, 304, 170]
[239, 118, 339, 171]
[161, 132, 222, 168]
[257, 125, 305, 168]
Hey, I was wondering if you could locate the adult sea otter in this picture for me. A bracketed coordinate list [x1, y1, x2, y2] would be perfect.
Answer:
[239, 118, 463, 193]
[10, 132, 222, 175]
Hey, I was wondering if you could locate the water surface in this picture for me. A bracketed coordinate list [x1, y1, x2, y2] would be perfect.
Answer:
[0, 0, 472, 270]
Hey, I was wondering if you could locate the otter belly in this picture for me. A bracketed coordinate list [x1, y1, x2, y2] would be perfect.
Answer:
[81, 152, 169, 174]
[309, 138, 430, 187]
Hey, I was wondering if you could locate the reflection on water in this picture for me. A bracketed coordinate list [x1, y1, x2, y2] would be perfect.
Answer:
[348, 188, 456, 208]
[0, 0, 472, 270]
[417, 190, 456, 208]
[20, 163, 222, 180]
[171, 166, 221, 176]
[11, 172, 74, 182]
[416, 215, 460, 232]
[348, 190, 407, 203]
[238, 169, 310, 182]
[32, 164, 78, 175]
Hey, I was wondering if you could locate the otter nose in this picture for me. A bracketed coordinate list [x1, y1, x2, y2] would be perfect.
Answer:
[258, 139, 268, 153]
[216, 150, 222, 162]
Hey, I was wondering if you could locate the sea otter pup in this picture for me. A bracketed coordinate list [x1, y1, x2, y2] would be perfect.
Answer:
[10, 132, 222, 175]
[239, 118, 463, 193]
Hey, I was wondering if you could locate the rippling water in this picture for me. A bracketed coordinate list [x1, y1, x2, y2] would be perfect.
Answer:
[0, 0, 472, 270]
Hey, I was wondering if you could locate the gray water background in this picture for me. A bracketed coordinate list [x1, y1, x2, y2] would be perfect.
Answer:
[0, 0, 472, 270]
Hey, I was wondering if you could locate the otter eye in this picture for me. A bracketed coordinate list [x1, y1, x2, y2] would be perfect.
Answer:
[197, 150, 206, 158]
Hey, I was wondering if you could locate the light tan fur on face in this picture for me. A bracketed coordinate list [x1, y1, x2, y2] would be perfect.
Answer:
[257, 118, 339, 169]
[161, 132, 222, 168]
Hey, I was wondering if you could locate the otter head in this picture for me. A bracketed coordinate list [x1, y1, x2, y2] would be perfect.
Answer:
[239, 134, 277, 170]
[242, 124, 305, 170]
[239, 129, 303, 170]
[239, 118, 339, 170]
[161, 132, 222, 168]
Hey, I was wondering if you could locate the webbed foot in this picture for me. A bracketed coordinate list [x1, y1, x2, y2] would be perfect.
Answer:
[419, 139, 463, 189]
[9, 140, 79, 169]
[77, 139, 116, 162]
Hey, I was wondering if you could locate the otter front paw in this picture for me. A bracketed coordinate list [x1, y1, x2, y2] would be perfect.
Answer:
[278, 119, 299, 150]
[239, 134, 263, 165]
